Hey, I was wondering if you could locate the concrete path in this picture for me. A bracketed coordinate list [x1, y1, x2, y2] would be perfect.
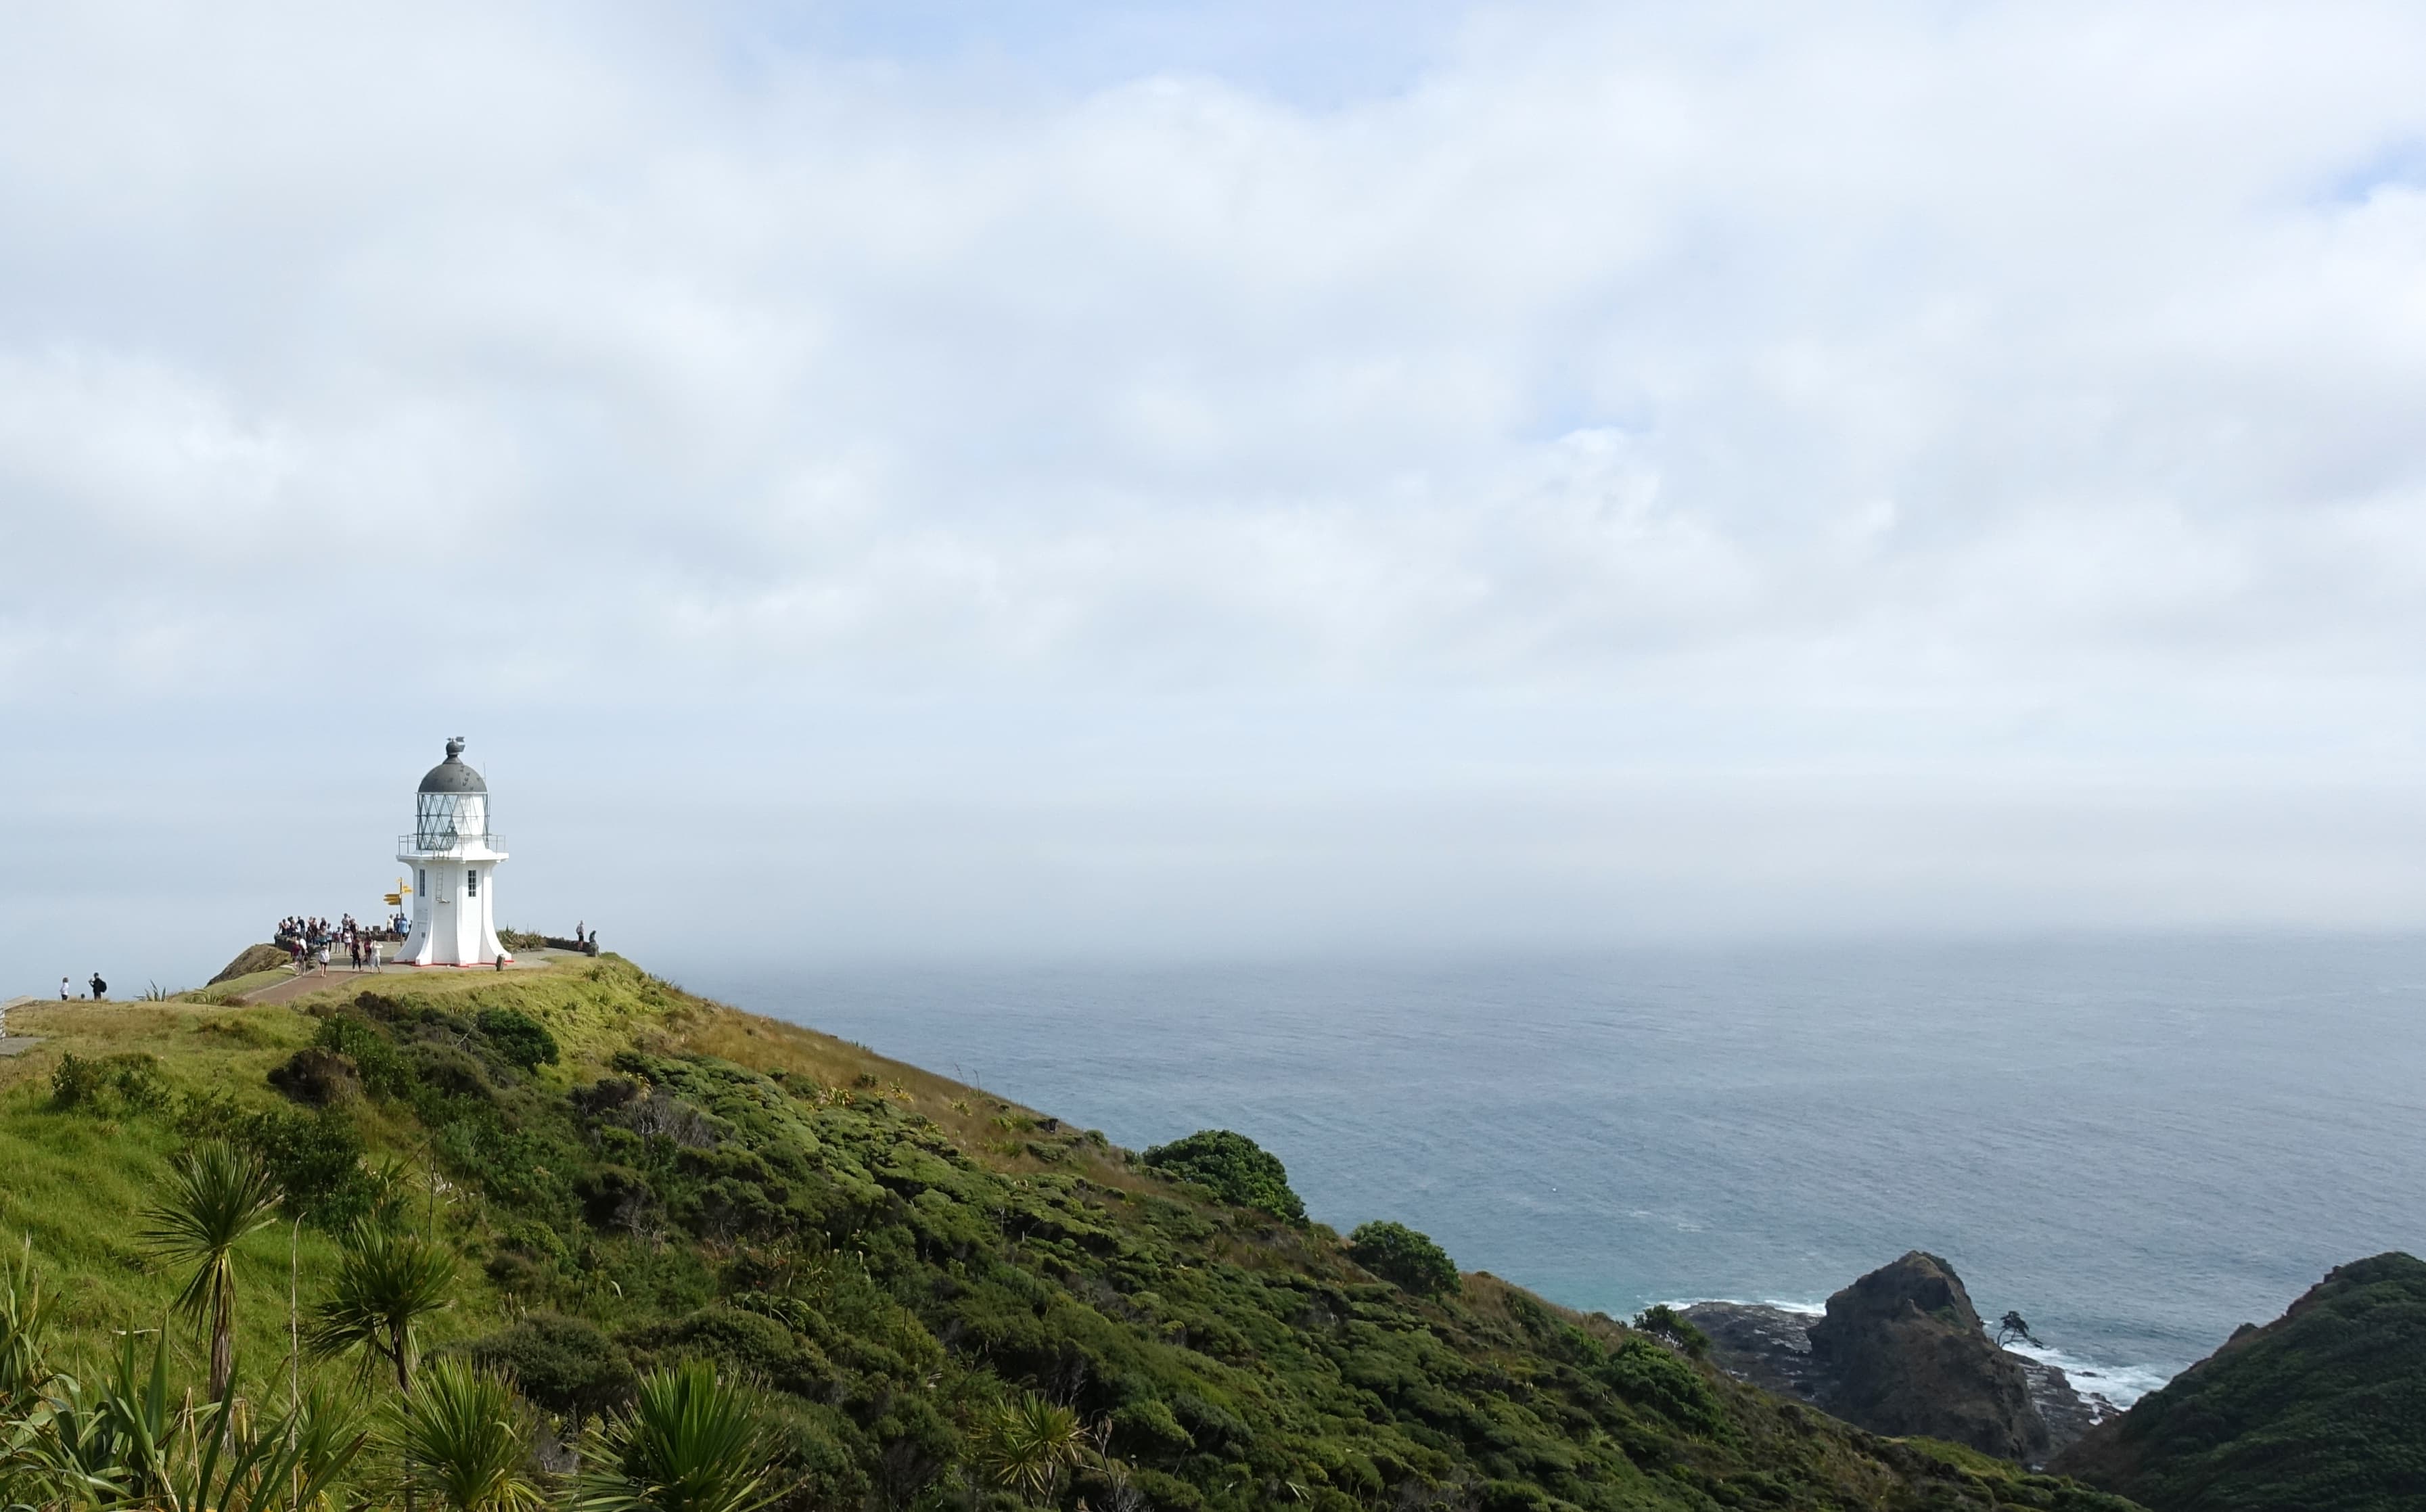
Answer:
[0, 996, 35, 1053]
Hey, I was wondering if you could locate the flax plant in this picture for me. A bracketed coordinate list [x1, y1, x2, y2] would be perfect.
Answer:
[572, 1360, 779, 1512]
[390, 1358, 545, 1512]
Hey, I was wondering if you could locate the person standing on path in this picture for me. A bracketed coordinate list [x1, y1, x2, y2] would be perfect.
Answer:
[60, 977, 70, 1001]
[88, 973, 106, 1001]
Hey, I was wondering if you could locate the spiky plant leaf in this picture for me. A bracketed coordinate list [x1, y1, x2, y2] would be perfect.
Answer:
[390, 1358, 545, 1512]
[306, 1224, 457, 1394]
[572, 1360, 779, 1512]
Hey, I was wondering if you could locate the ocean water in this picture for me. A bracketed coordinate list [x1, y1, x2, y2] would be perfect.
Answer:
[672, 934, 2426, 1406]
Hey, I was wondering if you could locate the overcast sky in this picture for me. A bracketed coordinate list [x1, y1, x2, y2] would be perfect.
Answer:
[5, 1, 2425, 986]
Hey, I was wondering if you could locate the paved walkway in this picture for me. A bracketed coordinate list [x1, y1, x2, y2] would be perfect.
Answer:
[0, 996, 35, 1054]
[0, 1038, 40, 1057]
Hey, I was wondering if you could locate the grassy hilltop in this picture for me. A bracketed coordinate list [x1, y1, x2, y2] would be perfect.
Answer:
[0, 955, 2142, 1511]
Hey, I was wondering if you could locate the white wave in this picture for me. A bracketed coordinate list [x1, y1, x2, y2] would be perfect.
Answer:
[1657, 1296, 1827, 1316]
[2003, 1339, 2177, 1411]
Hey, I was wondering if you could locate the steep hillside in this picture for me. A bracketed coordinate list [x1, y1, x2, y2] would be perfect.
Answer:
[2052, 1253, 2426, 1512]
[1, 957, 2143, 1511]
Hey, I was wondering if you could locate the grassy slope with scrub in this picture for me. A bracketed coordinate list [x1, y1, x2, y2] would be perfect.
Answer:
[2051, 1252, 2426, 1512]
[0, 957, 2143, 1511]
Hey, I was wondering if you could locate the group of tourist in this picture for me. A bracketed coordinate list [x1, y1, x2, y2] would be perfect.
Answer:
[55, 973, 105, 1001]
[275, 913, 393, 973]
[273, 915, 331, 950]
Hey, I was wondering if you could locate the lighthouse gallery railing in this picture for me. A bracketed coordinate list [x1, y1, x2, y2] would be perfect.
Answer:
[398, 832, 504, 856]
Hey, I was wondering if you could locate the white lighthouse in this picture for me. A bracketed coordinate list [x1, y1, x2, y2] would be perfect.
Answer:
[393, 737, 511, 967]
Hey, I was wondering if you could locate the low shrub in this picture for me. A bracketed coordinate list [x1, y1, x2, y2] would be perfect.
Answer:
[267, 1047, 361, 1106]
[173, 1092, 379, 1226]
[467, 1312, 635, 1424]
[1142, 1130, 1306, 1222]
[1632, 1304, 1711, 1359]
[474, 1005, 559, 1072]
[1599, 1336, 1725, 1437]
[49, 1053, 168, 1112]
[1347, 1220, 1461, 1297]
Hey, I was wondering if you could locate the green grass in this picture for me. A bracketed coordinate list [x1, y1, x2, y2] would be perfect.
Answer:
[1, 956, 2153, 1511]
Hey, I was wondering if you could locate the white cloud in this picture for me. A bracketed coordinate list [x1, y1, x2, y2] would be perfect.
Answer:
[3, 0, 2425, 973]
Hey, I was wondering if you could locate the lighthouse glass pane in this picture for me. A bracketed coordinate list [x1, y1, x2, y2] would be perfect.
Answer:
[413, 793, 488, 850]
[468, 868, 479, 897]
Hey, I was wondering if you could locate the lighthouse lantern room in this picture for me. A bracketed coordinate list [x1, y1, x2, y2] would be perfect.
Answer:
[394, 737, 511, 967]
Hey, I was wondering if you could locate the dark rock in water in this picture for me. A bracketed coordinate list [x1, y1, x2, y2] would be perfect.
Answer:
[2014, 1354, 2117, 1452]
[2052, 1251, 2426, 1512]
[1681, 1302, 1829, 1401]
[1807, 1250, 2050, 1461]
[1685, 1252, 2101, 1465]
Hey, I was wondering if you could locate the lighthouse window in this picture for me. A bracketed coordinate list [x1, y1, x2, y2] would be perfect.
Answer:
[417, 869, 426, 897]
[468, 868, 480, 898]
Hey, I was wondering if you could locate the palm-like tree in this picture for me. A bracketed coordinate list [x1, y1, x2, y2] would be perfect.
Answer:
[390, 1358, 545, 1512]
[572, 1360, 779, 1512]
[306, 1224, 458, 1395]
[977, 1392, 1087, 1505]
[139, 1141, 282, 1398]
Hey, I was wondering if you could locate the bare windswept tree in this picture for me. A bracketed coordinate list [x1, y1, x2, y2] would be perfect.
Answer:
[1994, 1310, 2042, 1350]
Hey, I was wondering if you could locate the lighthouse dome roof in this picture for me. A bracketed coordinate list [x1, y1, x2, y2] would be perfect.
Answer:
[418, 737, 488, 794]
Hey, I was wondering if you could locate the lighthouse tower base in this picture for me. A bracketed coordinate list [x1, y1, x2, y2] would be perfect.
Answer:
[393, 853, 513, 967]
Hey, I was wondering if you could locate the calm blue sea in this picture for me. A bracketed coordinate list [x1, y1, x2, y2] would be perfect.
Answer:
[671, 934, 2426, 1405]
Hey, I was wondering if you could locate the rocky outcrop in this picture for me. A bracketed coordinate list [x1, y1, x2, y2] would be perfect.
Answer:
[208, 942, 292, 984]
[1808, 1251, 2049, 1461]
[1684, 1252, 2101, 1465]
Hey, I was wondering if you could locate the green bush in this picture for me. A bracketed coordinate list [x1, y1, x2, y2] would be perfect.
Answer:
[1599, 1336, 1725, 1436]
[175, 1095, 377, 1227]
[314, 1015, 411, 1098]
[1347, 1220, 1461, 1297]
[267, 1047, 361, 1106]
[48, 1053, 168, 1112]
[1141, 1130, 1306, 1222]
[474, 1006, 559, 1072]
[1632, 1304, 1711, 1359]
[467, 1312, 635, 1423]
